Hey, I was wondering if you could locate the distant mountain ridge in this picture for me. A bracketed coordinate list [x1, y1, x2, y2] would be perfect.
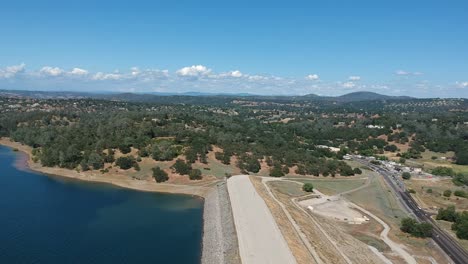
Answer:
[336, 91, 413, 102]
[0, 89, 417, 102]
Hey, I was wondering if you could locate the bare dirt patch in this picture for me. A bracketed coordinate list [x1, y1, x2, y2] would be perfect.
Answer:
[300, 196, 365, 223]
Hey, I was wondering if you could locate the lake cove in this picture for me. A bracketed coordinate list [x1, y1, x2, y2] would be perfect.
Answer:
[0, 145, 203, 264]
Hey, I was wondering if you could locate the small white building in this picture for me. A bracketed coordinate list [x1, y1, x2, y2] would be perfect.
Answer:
[366, 125, 385, 129]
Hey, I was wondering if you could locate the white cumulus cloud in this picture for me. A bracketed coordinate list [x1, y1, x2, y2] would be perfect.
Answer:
[456, 81, 468, 88]
[396, 70, 410, 75]
[176, 65, 211, 77]
[216, 70, 243, 78]
[248, 75, 269, 81]
[0, 63, 26, 78]
[40, 66, 64, 77]
[305, 74, 319, 81]
[349, 76, 361, 81]
[69, 68, 89, 76]
[92, 72, 123, 81]
[395, 70, 423, 76]
[228, 70, 243, 78]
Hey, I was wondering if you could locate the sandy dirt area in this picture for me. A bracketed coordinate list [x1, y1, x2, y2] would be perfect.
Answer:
[300, 197, 363, 222]
[227, 175, 297, 264]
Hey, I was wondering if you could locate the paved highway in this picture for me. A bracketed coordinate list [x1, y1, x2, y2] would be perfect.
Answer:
[354, 158, 468, 264]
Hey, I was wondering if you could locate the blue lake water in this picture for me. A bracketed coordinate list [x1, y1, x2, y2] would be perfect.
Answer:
[0, 146, 203, 264]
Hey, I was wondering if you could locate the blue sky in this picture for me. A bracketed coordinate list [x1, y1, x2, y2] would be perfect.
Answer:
[1, 0, 467, 97]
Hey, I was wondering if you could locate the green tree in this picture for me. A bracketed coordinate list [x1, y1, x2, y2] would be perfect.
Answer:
[400, 218, 433, 238]
[436, 206, 458, 222]
[185, 147, 198, 164]
[171, 159, 192, 175]
[152, 166, 169, 183]
[455, 220, 468, 239]
[455, 149, 468, 165]
[384, 144, 398, 152]
[115, 156, 136, 170]
[402, 172, 411, 180]
[87, 152, 104, 170]
[413, 223, 433, 238]
[303, 183, 314, 192]
[269, 165, 285, 177]
[443, 190, 452, 197]
[400, 218, 417, 234]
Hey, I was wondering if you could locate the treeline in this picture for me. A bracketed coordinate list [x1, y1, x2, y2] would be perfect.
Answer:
[0, 100, 368, 176]
[0, 96, 467, 179]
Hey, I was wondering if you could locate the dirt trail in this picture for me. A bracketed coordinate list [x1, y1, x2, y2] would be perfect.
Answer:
[350, 202, 417, 264]
[263, 178, 352, 263]
[227, 175, 297, 264]
[266, 175, 418, 264]
[260, 178, 324, 264]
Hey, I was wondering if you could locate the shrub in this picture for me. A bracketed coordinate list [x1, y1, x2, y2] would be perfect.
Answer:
[303, 183, 314, 192]
[443, 190, 452, 197]
[189, 169, 202, 180]
[353, 168, 363, 175]
[432, 166, 456, 177]
[454, 190, 467, 198]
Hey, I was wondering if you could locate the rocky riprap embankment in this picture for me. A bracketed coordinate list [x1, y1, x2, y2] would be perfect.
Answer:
[201, 180, 240, 264]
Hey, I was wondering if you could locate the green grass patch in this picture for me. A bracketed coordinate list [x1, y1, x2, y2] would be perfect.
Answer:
[192, 159, 237, 179]
[345, 176, 408, 225]
[293, 178, 367, 195]
[268, 181, 307, 197]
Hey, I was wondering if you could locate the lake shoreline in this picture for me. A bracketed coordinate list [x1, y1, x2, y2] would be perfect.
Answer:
[0, 144, 204, 263]
[0, 138, 212, 198]
[0, 138, 236, 264]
